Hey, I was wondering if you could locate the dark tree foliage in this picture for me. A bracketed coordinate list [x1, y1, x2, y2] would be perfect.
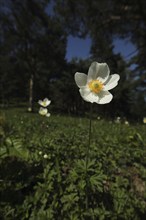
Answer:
[0, 0, 67, 109]
[49, 59, 90, 115]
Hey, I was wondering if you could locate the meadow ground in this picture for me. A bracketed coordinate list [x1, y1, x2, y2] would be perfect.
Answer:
[0, 108, 146, 220]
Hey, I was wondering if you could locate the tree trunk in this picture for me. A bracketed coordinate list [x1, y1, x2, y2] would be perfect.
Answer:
[28, 74, 34, 112]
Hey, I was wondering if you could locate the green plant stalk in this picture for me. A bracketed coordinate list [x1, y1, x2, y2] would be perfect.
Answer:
[85, 104, 92, 210]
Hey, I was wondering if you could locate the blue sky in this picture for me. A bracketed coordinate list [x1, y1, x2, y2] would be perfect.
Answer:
[66, 36, 92, 61]
[66, 36, 137, 61]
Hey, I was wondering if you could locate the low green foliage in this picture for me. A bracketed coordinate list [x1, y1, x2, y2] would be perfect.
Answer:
[0, 108, 146, 219]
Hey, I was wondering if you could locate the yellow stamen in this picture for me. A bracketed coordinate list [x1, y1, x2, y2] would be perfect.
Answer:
[88, 80, 103, 94]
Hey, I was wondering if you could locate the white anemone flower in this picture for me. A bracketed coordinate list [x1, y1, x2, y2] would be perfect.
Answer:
[38, 98, 51, 107]
[39, 151, 42, 155]
[143, 117, 146, 124]
[43, 154, 48, 159]
[124, 121, 129, 125]
[39, 107, 50, 117]
[75, 62, 120, 104]
[46, 112, 51, 117]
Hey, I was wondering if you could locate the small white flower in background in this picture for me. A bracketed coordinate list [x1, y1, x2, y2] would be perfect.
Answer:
[38, 98, 51, 107]
[75, 62, 120, 104]
[38, 151, 42, 155]
[125, 121, 129, 125]
[28, 107, 32, 112]
[46, 112, 51, 117]
[143, 117, 146, 124]
[115, 117, 121, 124]
[38, 98, 51, 117]
[43, 154, 48, 159]
[39, 107, 49, 116]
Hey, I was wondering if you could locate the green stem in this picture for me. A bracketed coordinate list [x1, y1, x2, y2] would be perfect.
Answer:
[85, 104, 92, 210]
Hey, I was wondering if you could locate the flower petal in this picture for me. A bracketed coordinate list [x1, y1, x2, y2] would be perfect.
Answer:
[104, 74, 120, 91]
[75, 72, 87, 88]
[79, 88, 99, 103]
[43, 98, 51, 106]
[79, 86, 90, 97]
[38, 100, 43, 106]
[87, 62, 110, 82]
[97, 91, 113, 104]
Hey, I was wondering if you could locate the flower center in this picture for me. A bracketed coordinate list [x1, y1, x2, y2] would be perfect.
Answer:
[88, 80, 103, 94]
